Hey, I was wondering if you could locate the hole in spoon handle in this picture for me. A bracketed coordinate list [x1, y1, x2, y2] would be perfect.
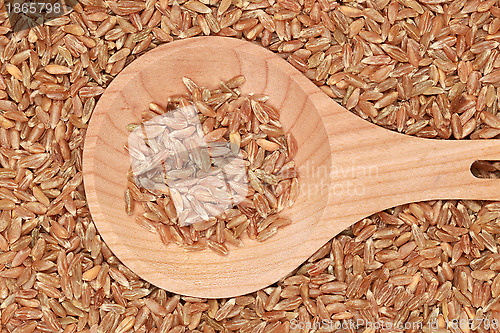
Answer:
[471, 160, 500, 179]
[445, 139, 500, 202]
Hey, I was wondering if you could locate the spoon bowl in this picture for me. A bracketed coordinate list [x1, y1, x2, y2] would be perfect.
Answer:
[83, 36, 500, 298]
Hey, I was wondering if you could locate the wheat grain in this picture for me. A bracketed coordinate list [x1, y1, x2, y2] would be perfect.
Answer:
[0, 0, 499, 331]
[124, 76, 299, 255]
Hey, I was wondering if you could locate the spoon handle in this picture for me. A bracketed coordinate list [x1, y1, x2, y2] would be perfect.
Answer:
[382, 137, 500, 201]
[330, 134, 500, 216]
[314, 95, 500, 213]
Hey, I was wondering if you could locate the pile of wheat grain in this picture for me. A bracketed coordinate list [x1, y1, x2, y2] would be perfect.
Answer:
[0, 0, 500, 331]
[124, 76, 298, 255]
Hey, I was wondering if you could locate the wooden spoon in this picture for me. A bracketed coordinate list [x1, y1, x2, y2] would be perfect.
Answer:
[83, 36, 500, 298]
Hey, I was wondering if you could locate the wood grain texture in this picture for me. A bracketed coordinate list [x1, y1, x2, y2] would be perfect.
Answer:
[83, 36, 500, 298]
